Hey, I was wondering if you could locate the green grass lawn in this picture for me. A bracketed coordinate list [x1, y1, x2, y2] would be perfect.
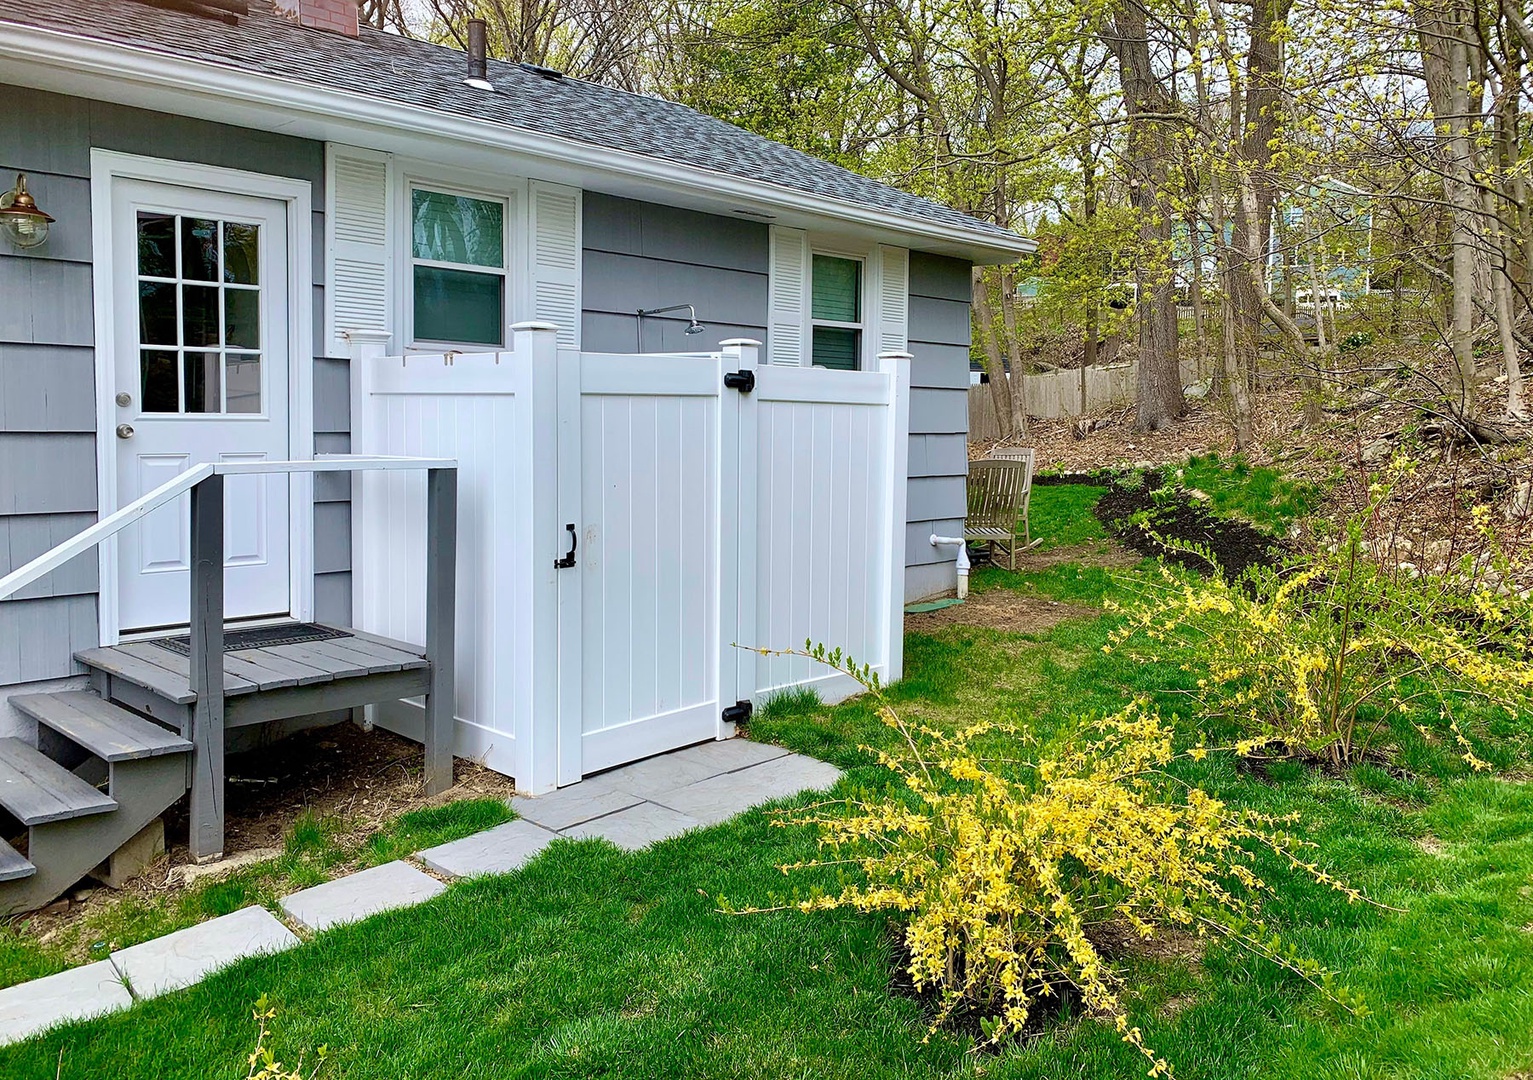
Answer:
[1178, 453, 1322, 533]
[4, 481, 1530, 1078]
[1025, 483, 1109, 549]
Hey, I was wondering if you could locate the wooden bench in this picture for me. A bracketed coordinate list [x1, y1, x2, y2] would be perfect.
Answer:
[965, 452, 1038, 569]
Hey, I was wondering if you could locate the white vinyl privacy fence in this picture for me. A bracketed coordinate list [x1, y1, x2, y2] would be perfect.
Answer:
[350, 324, 911, 793]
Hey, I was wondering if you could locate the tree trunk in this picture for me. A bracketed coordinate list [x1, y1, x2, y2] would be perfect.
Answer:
[972, 268, 1016, 438]
[997, 268, 1031, 436]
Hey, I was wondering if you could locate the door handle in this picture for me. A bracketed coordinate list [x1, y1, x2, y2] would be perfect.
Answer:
[116, 424, 135, 439]
[554, 523, 577, 569]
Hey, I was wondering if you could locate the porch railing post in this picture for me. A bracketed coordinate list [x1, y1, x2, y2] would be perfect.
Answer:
[423, 466, 458, 795]
[188, 472, 226, 862]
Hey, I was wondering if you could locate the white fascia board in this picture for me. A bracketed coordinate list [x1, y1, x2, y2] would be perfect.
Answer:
[0, 21, 1035, 265]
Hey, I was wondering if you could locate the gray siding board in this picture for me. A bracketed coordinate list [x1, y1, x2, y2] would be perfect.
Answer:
[314, 357, 350, 434]
[583, 250, 768, 328]
[313, 571, 351, 624]
[909, 252, 973, 302]
[0, 88, 90, 177]
[88, 101, 323, 187]
[909, 388, 967, 435]
[582, 312, 766, 355]
[584, 193, 769, 272]
[909, 296, 972, 348]
[907, 476, 965, 522]
[312, 501, 351, 575]
[905, 517, 965, 566]
[0, 513, 98, 599]
[0, 345, 96, 431]
[908, 434, 967, 478]
[0, 594, 96, 684]
[0, 260, 94, 346]
[909, 344, 973, 389]
[0, 433, 96, 514]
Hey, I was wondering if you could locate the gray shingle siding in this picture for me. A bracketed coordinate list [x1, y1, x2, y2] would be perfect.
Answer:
[0, 85, 340, 707]
[906, 252, 973, 601]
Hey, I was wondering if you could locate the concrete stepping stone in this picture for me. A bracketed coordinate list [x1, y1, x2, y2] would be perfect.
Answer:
[279, 860, 445, 932]
[650, 754, 842, 825]
[418, 819, 556, 878]
[0, 960, 133, 1046]
[563, 801, 702, 851]
[513, 784, 644, 832]
[667, 737, 792, 774]
[594, 747, 736, 799]
[110, 906, 298, 1001]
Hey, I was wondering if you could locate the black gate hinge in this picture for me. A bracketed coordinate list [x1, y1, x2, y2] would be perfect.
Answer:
[721, 700, 753, 725]
[723, 370, 756, 393]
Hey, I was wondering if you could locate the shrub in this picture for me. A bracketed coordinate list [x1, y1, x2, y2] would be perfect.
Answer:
[1107, 471, 1533, 769]
[733, 647, 1363, 1074]
[246, 996, 327, 1080]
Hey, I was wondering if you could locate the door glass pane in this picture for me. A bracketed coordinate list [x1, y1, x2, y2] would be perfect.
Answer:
[184, 350, 220, 413]
[812, 255, 861, 322]
[138, 282, 177, 346]
[181, 217, 219, 281]
[223, 222, 259, 284]
[225, 288, 260, 349]
[811, 326, 860, 370]
[225, 354, 261, 414]
[413, 266, 503, 345]
[140, 350, 179, 412]
[411, 189, 504, 268]
[137, 213, 176, 278]
[183, 285, 220, 347]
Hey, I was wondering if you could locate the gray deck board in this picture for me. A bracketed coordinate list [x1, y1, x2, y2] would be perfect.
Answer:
[0, 836, 35, 882]
[114, 642, 258, 697]
[316, 624, 426, 658]
[311, 634, 424, 671]
[75, 647, 197, 705]
[221, 649, 335, 689]
[11, 692, 191, 762]
[0, 737, 117, 825]
[261, 641, 370, 680]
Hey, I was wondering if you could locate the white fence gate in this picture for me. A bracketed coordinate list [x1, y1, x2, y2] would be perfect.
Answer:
[350, 324, 911, 793]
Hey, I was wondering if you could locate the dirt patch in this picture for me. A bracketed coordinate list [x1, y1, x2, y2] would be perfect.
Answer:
[907, 590, 1099, 635]
[1415, 834, 1447, 856]
[14, 722, 517, 940]
[1016, 539, 1145, 571]
[1092, 472, 1284, 579]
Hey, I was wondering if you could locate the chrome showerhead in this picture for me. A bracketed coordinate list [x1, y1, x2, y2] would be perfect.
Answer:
[684, 319, 706, 335]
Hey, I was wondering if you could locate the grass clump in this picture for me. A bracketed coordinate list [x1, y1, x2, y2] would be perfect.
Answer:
[1027, 484, 1109, 549]
[362, 799, 514, 867]
[1178, 453, 1321, 533]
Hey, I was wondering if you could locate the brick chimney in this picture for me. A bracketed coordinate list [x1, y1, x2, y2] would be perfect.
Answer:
[273, 0, 359, 36]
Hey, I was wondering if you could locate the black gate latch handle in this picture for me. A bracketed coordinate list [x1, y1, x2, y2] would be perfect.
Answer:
[554, 523, 578, 569]
[723, 369, 755, 393]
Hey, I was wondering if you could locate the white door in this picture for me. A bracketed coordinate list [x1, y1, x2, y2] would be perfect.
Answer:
[110, 179, 292, 633]
[557, 353, 726, 779]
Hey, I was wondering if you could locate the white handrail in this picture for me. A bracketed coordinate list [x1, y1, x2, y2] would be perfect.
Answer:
[0, 455, 456, 603]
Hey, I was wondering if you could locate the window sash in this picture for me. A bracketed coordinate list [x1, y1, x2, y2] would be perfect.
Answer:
[409, 184, 510, 347]
[810, 252, 864, 369]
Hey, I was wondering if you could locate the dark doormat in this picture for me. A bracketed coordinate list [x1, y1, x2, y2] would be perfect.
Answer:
[152, 622, 352, 656]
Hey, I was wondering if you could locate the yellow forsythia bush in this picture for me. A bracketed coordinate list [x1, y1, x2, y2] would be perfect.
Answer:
[1106, 472, 1533, 769]
[736, 649, 1363, 1075]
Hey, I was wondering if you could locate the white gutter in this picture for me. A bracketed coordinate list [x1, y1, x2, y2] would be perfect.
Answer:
[0, 21, 1035, 263]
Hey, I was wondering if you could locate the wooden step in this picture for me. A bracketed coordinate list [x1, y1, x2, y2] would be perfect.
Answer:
[11, 693, 192, 763]
[0, 835, 35, 883]
[0, 738, 117, 826]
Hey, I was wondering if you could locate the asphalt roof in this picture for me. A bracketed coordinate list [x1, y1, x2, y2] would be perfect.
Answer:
[1, 0, 1024, 248]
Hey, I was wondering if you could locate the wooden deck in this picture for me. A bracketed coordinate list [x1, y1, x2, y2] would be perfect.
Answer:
[76, 624, 432, 730]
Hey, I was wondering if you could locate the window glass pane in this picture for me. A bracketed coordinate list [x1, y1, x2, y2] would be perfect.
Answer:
[223, 222, 259, 284]
[812, 326, 860, 370]
[140, 350, 179, 412]
[225, 288, 260, 349]
[412, 189, 504, 268]
[183, 284, 220, 347]
[139, 282, 177, 346]
[812, 255, 861, 323]
[225, 354, 261, 414]
[414, 266, 503, 345]
[137, 213, 176, 278]
[181, 218, 219, 282]
[184, 351, 220, 413]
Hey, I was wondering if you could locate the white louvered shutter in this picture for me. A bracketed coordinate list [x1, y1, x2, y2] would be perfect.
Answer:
[326, 145, 391, 355]
[768, 226, 810, 366]
[876, 245, 909, 355]
[529, 182, 582, 347]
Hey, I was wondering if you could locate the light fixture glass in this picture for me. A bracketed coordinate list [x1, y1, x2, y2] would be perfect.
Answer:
[0, 173, 54, 249]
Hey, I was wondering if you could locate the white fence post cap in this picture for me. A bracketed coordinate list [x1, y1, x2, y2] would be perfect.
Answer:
[511, 321, 560, 333]
[719, 338, 763, 348]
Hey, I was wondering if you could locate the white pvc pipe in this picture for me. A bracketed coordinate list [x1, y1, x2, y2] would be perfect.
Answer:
[929, 534, 970, 600]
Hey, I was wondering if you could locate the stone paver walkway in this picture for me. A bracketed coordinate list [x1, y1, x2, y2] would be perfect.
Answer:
[0, 737, 839, 1046]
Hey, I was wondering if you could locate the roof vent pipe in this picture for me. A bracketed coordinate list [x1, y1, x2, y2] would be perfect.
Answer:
[465, 18, 494, 91]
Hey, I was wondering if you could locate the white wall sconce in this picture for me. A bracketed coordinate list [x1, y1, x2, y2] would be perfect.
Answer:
[0, 173, 54, 249]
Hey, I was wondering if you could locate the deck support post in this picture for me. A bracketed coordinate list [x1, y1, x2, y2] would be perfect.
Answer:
[188, 473, 226, 862]
[423, 467, 458, 795]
